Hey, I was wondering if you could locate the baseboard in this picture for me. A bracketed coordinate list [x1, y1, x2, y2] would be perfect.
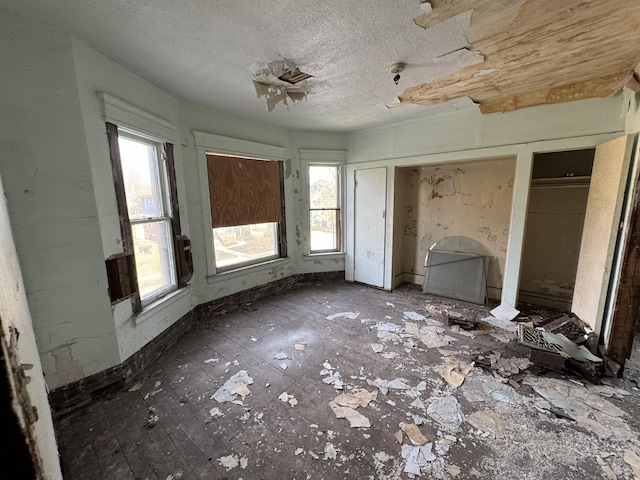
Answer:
[49, 270, 345, 416]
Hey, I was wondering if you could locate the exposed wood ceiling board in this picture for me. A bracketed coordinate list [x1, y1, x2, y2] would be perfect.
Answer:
[633, 63, 640, 90]
[479, 73, 633, 114]
[416, 0, 526, 45]
[403, 0, 640, 113]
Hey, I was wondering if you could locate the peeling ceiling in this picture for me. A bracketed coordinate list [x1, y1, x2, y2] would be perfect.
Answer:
[2, 0, 640, 131]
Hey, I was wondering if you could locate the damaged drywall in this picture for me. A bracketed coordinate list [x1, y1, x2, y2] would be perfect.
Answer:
[400, 0, 640, 113]
[253, 60, 312, 112]
[398, 157, 515, 299]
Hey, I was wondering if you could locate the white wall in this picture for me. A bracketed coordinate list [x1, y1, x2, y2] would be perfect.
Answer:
[346, 95, 627, 307]
[179, 102, 347, 308]
[0, 10, 348, 393]
[0, 167, 62, 478]
[70, 39, 197, 363]
[0, 10, 120, 390]
[1, 6, 636, 397]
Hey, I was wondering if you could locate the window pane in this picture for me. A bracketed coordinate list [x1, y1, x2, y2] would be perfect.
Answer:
[132, 221, 176, 300]
[119, 137, 163, 220]
[213, 222, 278, 269]
[310, 210, 337, 251]
[309, 166, 338, 208]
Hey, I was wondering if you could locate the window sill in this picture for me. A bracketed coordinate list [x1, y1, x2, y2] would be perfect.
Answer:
[134, 286, 192, 326]
[303, 252, 346, 261]
[207, 257, 290, 284]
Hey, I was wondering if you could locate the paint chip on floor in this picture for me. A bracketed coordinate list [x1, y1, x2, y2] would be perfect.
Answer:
[279, 391, 298, 407]
[128, 382, 143, 392]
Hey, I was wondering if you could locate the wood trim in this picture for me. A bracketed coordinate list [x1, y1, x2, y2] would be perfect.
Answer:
[106, 123, 141, 313]
[278, 160, 287, 258]
[608, 135, 640, 368]
[163, 143, 193, 287]
[164, 143, 181, 237]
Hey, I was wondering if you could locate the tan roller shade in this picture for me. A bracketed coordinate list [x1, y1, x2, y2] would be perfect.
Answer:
[207, 154, 282, 228]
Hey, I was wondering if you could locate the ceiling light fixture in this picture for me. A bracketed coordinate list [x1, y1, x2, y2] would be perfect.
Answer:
[391, 62, 405, 85]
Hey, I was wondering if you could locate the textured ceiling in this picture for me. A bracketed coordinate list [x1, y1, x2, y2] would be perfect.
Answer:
[2, 1, 639, 132]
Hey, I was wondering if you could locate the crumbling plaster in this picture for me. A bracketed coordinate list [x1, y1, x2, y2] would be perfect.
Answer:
[399, 158, 515, 299]
[3, 6, 640, 407]
[345, 95, 629, 308]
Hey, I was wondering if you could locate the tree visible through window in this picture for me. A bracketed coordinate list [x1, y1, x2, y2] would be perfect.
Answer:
[309, 165, 340, 252]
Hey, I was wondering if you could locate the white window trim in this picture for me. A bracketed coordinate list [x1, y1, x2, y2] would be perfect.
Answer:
[194, 131, 288, 277]
[100, 93, 175, 142]
[300, 149, 347, 256]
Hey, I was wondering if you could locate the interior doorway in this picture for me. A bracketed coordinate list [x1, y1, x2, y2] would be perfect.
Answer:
[518, 149, 595, 310]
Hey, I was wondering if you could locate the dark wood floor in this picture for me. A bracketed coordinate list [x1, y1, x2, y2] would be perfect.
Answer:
[55, 282, 640, 480]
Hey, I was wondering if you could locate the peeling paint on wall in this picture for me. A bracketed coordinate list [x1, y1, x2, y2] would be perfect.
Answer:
[399, 157, 515, 298]
[52, 346, 85, 386]
[285, 158, 292, 179]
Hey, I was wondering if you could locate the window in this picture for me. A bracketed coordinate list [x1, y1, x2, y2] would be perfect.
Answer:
[118, 133, 176, 302]
[309, 165, 341, 253]
[106, 123, 192, 310]
[206, 153, 285, 271]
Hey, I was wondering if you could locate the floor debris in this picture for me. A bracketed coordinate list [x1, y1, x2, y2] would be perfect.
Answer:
[490, 303, 520, 321]
[217, 454, 239, 471]
[624, 450, 640, 478]
[128, 382, 143, 392]
[56, 283, 640, 480]
[329, 401, 371, 428]
[209, 407, 224, 418]
[326, 311, 360, 321]
[278, 391, 298, 407]
[323, 442, 337, 460]
[440, 361, 474, 389]
[481, 379, 523, 405]
[212, 370, 253, 403]
[426, 395, 465, 433]
[401, 443, 437, 476]
[466, 409, 509, 439]
[400, 422, 429, 445]
[333, 389, 378, 409]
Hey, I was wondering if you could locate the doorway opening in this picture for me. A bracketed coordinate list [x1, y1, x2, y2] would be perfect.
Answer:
[518, 148, 595, 310]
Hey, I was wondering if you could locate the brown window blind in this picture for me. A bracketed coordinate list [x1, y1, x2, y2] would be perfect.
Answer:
[207, 154, 283, 228]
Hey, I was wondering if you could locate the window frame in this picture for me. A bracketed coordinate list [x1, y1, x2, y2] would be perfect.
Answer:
[300, 149, 347, 256]
[117, 129, 178, 306]
[194, 132, 288, 276]
[308, 164, 341, 254]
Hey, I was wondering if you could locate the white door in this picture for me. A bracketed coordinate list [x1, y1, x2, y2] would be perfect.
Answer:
[354, 168, 387, 287]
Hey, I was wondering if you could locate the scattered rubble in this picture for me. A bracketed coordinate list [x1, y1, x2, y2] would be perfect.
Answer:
[217, 454, 248, 471]
[212, 370, 253, 403]
[74, 287, 640, 480]
[326, 312, 360, 321]
[278, 391, 298, 407]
